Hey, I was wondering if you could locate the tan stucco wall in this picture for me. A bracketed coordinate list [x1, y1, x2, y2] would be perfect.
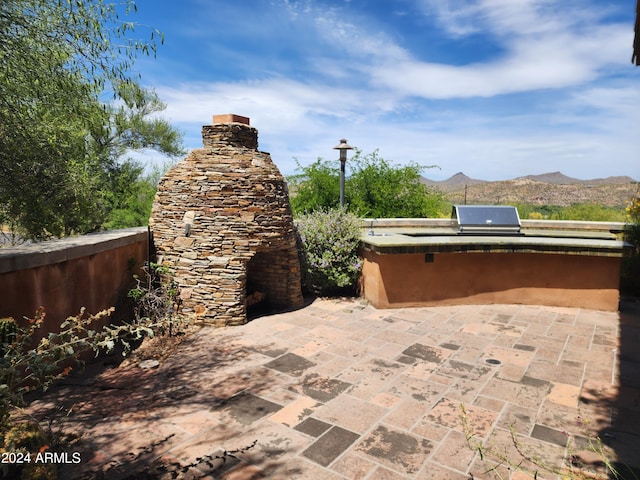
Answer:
[0, 229, 148, 334]
[361, 250, 621, 311]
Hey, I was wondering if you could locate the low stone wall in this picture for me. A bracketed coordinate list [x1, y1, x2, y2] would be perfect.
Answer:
[0, 227, 148, 333]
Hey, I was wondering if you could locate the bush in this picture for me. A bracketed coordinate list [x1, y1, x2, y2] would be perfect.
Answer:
[296, 208, 362, 295]
[513, 203, 626, 222]
[128, 262, 181, 333]
[622, 195, 640, 297]
[289, 158, 340, 215]
[288, 150, 446, 218]
[553, 203, 626, 222]
[625, 195, 640, 243]
[346, 150, 446, 218]
[0, 318, 17, 356]
[0, 265, 184, 478]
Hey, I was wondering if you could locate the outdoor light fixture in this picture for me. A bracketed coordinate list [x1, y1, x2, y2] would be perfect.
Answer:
[333, 138, 353, 207]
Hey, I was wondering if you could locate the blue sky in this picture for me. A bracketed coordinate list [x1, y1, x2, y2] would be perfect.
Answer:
[130, 0, 639, 181]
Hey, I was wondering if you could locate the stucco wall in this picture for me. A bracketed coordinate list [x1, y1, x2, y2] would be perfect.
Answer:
[362, 250, 622, 311]
[0, 228, 148, 333]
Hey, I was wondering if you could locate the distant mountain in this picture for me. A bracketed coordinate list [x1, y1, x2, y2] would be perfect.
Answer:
[577, 175, 638, 186]
[518, 172, 637, 185]
[421, 171, 638, 207]
[423, 171, 637, 186]
[421, 172, 486, 187]
[518, 172, 580, 184]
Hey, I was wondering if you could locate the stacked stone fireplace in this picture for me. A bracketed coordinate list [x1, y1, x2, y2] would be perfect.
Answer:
[149, 114, 303, 327]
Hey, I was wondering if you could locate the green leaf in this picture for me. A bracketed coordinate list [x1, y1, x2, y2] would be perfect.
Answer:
[0, 0, 182, 239]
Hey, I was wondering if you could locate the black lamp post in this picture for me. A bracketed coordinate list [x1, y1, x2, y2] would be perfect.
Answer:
[333, 138, 353, 208]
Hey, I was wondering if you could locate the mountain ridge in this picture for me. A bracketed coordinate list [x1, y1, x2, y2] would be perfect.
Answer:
[421, 171, 638, 186]
[420, 172, 638, 207]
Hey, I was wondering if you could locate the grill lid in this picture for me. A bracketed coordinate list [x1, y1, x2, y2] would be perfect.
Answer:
[452, 205, 522, 235]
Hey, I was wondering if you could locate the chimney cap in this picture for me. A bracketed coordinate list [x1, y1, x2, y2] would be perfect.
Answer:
[213, 114, 250, 125]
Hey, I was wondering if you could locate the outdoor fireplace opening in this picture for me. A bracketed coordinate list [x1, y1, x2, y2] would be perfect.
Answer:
[245, 250, 291, 316]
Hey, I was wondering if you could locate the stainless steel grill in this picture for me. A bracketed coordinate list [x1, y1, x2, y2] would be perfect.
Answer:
[452, 205, 522, 235]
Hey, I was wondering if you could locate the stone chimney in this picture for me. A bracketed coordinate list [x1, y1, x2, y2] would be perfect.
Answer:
[149, 115, 303, 327]
[203, 114, 257, 149]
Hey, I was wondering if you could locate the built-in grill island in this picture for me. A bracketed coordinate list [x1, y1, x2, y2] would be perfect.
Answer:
[360, 208, 631, 311]
[149, 114, 303, 327]
[453, 205, 522, 235]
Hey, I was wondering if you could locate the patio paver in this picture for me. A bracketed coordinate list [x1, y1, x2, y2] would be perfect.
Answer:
[23, 298, 640, 479]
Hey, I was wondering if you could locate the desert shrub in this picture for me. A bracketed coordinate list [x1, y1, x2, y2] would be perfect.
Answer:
[552, 203, 626, 222]
[626, 195, 640, 243]
[0, 266, 183, 478]
[0, 318, 17, 356]
[128, 262, 181, 337]
[0, 266, 182, 419]
[346, 151, 446, 218]
[288, 151, 446, 218]
[0, 307, 111, 480]
[514, 203, 625, 221]
[296, 208, 362, 295]
[622, 195, 640, 297]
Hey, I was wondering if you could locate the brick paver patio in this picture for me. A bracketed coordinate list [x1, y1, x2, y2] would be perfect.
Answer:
[26, 298, 640, 479]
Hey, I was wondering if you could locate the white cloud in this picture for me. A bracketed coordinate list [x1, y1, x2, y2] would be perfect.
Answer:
[415, 0, 598, 38]
[313, 11, 409, 61]
[150, 72, 639, 181]
[365, 1, 631, 99]
[139, 0, 639, 181]
[343, 120, 635, 181]
[156, 77, 385, 132]
[369, 40, 598, 99]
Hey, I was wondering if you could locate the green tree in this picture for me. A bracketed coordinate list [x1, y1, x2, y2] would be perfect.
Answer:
[288, 150, 446, 218]
[97, 82, 185, 162]
[0, 0, 183, 241]
[104, 160, 174, 229]
[347, 150, 445, 218]
[98, 83, 183, 229]
[0, 5, 105, 239]
[289, 158, 341, 214]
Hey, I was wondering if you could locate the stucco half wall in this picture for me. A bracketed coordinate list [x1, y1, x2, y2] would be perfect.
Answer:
[361, 249, 622, 311]
[0, 227, 148, 333]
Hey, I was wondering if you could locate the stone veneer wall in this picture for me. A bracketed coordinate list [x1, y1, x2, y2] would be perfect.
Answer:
[149, 117, 303, 327]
